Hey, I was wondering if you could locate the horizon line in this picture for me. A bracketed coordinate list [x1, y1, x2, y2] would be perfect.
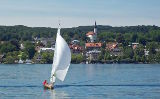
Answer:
[0, 24, 159, 29]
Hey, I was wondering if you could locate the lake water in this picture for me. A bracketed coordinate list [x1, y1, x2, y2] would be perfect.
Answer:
[0, 64, 160, 99]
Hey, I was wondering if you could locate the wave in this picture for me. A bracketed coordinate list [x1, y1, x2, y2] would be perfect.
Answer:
[55, 84, 160, 88]
[1, 84, 160, 88]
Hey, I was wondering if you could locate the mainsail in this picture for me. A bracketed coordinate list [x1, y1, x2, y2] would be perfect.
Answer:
[50, 27, 71, 83]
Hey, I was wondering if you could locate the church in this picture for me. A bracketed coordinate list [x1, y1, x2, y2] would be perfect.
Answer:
[85, 21, 102, 63]
[86, 21, 97, 42]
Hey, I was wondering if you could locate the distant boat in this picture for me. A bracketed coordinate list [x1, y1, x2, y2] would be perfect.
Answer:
[43, 25, 71, 89]
[25, 59, 32, 64]
[86, 61, 89, 64]
[18, 59, 24, 64]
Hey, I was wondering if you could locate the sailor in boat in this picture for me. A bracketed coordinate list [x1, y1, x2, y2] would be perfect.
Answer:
[43, 74, 55, 89]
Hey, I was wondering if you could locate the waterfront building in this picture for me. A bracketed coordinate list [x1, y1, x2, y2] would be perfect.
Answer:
[85, 43, 102, 62]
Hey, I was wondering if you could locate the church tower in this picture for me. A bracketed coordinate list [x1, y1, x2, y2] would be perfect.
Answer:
[93, 21, 97, 41]
[94, 21, 97, 35]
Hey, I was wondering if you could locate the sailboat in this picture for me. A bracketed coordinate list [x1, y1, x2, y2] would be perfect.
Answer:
[43, 25, 71, 89]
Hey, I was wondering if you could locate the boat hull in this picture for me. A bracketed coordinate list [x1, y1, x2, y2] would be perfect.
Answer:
[43, 84, 54, 89]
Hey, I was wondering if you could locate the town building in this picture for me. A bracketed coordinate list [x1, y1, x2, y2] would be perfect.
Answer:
[20, 43, 25, 50]
[34, 54, 42, 63]
[86, 21, 97, 42]
[85, 43, 102, 62]
[71, 40, 80, 45]
[35, 37, 55, 47]
[106, 42, 122, 56]
[69, 40, 83, 54]
[70, 44, 83, 54]
[39, 47, 55, 53]
[144, 49, 149, 56]
[132, 43, 139, 50]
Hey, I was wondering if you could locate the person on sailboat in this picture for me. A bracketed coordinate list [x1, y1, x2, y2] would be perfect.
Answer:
[43, 80, 53, 89]
[43, 74, 56, 89]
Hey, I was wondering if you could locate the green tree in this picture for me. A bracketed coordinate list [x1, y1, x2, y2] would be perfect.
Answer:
[123, 46, 134, 59]
[146, 42, 157, 55]
[41, 52, 54, 63]
[71, 54, 84, 63]
[116, 33, 124, 43]
[0, 42, 17, 53]
[24, 41, 36, 59]
[4, 56, 15, 64]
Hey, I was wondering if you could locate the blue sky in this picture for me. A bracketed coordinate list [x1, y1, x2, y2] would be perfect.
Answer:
[0, 0, 160, 27]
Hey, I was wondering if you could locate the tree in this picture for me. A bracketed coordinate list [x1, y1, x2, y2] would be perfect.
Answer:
[41, 52, 54, 63]
[4, 56, 15, 64]
[146, 42, 157, 55]
[155, 52, 160, 63]
[131, 33, 138, 42]
[71, 54, 84, 63]
[134, 45, 144, 57]
[138, 35, 147, 45]
[24, 41, 36, 59]
[104, 50, 111, 60]
[123, 46, 134, 59]
[116, 33, 125, 43]
[20, 52, 28, 60]
[0, 42, 17, 53]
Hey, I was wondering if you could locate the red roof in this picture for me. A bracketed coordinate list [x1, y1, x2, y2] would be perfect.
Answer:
[85, 43, 102, 48]
[106, 42, 118, 51]
[69, 44, 83, 51]
[132, 45, 137, 50]
[86, 31, 95, 36]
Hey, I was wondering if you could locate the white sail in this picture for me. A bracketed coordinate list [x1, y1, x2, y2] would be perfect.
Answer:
[50, 27, 71, 83]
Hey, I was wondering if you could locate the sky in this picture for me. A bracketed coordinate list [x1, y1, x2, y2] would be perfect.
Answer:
[0, 0, 160, 28]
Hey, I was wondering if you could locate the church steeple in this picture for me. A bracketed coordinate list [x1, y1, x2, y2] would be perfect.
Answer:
[95, 21, 97, 28]
[94, 21, 97, 34]
[93, 21, 97, 42]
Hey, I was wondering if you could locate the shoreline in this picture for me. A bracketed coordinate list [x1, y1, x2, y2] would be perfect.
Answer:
[0, 62, 160, 65]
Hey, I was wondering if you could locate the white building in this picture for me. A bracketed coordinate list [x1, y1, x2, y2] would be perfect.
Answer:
[39, 47, 55, 53]
[86, 21, 97, 42]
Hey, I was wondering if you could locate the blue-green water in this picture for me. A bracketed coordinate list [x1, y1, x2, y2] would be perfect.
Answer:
[0, 64, 160, 99]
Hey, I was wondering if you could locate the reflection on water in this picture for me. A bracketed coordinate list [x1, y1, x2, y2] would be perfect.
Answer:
[49, 90, 69, 99]
[0, 64, 160, 99]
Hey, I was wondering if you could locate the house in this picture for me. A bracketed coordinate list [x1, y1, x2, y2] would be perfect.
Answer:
[34, 54, 42, 63]
[85, 43, 102, 62]
[71, 40, 80, 45]
[20, 43, 25, 50]
[35, 38, 55, 47]
[35, 42, 55, 53]
[86, 21, 97, 42]
[132, 43, 139, 50]
[106, 42, 118, 51]
[39, 47, 55, 53]
[35, 45, 44, 52]
[155, 49, 160, 52]
[106, 42, 122, 56]
[86, 50, 101, 61]
[85, 43, 102, 51]
[69, 44, 83, 54]
[144, 49, 149, 56]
